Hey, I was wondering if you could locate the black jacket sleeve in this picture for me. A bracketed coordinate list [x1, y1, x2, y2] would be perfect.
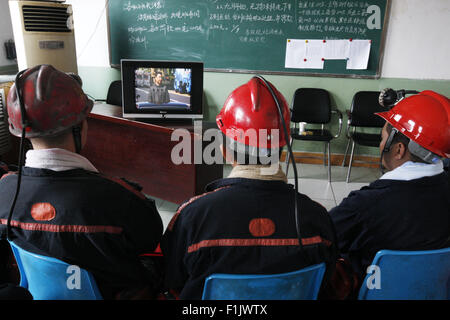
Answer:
[160, 207, 190, 292]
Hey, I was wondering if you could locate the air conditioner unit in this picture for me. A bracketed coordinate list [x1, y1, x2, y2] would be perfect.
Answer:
[0, 87, 12, 156]
[9, 0, 78, 74]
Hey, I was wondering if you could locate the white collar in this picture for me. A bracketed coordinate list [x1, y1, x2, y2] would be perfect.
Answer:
[228, 164, 288, 183]
[380, 160, 443, 181]
[25, 148, 99, 173]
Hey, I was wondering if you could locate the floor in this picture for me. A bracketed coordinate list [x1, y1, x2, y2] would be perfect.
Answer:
[154, 162, 381, 231]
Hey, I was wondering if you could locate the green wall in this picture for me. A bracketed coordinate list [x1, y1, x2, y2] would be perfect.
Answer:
[79, 66, 450, 156]
[0, 64, 18, 75]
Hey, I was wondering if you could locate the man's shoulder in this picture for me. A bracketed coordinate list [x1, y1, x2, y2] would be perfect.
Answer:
[297, 191, 328, 213]
[166, 185, 231, 232]
[95, 173, 148, 200]
[1, 167, 149, 202]
[328, 178, 401, 218]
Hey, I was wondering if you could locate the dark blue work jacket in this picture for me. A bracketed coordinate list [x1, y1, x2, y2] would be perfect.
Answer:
[0, 167, 163, 298]
[329, 172, 450, 281]
[161, 177, 339, 299]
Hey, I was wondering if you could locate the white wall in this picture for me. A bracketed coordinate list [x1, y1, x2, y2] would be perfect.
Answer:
[0, 0, 15, 66]
[66, 0, 110, 67]
[381, 0, 450, 80]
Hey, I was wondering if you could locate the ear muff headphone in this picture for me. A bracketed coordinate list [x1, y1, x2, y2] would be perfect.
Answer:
[253, 76, 306, 254]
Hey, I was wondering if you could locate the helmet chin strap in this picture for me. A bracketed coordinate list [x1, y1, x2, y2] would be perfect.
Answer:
[379, 127, 398, 175]
[72, 125, 82, 154]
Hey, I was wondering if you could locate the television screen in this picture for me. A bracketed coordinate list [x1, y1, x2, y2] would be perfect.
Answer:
[135, 67, 191, 110]
[122, 60, 203, 119]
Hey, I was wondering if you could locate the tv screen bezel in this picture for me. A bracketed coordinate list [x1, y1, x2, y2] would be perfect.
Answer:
[121, 59, 203, 119]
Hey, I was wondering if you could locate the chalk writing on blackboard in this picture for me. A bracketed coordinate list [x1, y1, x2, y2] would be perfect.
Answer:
[109, 0, 388, 77]
[123, 0, 377, 48]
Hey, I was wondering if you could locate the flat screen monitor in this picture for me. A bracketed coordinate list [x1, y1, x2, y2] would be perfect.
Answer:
[121, 59, 203, 119]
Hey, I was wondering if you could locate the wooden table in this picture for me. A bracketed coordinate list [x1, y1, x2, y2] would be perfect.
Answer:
[82, 104, 223, 204]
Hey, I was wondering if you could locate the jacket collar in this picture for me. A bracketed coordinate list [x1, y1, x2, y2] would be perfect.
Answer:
[369, 171, 448, 189]
[20, 167, 97, 178]
[380, 160, 443, 181]
[206, 177, 292, 192]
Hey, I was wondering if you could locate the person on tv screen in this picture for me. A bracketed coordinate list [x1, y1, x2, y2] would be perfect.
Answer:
[149, 71, 170, 104]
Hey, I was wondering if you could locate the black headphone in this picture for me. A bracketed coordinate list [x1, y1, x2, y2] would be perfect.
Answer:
[5, 70, 30, 240]
[253, 76, 305, 252]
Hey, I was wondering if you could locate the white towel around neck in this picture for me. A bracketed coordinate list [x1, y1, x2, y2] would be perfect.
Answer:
[379, 160, 443, 181]
[25, 148, 99, 173]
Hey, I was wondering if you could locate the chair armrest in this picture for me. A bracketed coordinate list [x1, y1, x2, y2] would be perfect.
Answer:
[331, 109, 343, 138]
[345, 110, 352, 139]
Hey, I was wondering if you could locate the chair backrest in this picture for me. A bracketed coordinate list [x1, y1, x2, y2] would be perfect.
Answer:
[106, 80, 122, 106]
[349, 91, 386, 127]
[202, 263, 326, 300]
[358, 247, 450, 300]
[291, 88, 331, 124]
[9, 241, 102, 300]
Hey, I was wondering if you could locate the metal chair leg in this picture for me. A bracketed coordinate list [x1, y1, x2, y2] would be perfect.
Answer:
[327, 142, 331, 182]
[323, 143, 327, 166]
[346, 140, 356, 183]
[342, 139, 351, 166]
[285, 137, 293, 176]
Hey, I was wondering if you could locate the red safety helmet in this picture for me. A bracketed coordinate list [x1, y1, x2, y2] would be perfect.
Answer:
[6, 64, 93, 138]
[376, 90, 450, 158]
[216, 77, 290, 149]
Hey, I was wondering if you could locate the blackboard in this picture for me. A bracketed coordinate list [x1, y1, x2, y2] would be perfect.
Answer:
[108, 0, 390, 78]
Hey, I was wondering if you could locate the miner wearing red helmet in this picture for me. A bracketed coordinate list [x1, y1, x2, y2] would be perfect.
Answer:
[161, 77, 338, 299]
[0, 65, 163, 299]
[329, 90, 450, 295]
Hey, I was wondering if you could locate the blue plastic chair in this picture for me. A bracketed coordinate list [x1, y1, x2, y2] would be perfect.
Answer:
[202, 263, 326, 300]
[9, 241, 102, 300]
[358, 248, 450, 300]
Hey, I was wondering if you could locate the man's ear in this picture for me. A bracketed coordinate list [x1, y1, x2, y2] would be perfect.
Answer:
[394, 142, 408, 160]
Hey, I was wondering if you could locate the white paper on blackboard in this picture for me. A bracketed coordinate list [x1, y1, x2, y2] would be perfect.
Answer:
[323, 40, 350, 60]
[285, 39, 307, 68]
[285, 39, 324, 69]
[346, 40, 371, 70]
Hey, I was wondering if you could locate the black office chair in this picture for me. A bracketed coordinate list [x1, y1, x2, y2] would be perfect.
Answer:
[105, 80, 122, 106]
[342, 91, 386, 182]
[285, 88, 342, 182]
[94, 80, 122, 106]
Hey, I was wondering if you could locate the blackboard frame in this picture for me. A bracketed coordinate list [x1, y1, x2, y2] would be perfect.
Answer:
[107, 0, 391, 79]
